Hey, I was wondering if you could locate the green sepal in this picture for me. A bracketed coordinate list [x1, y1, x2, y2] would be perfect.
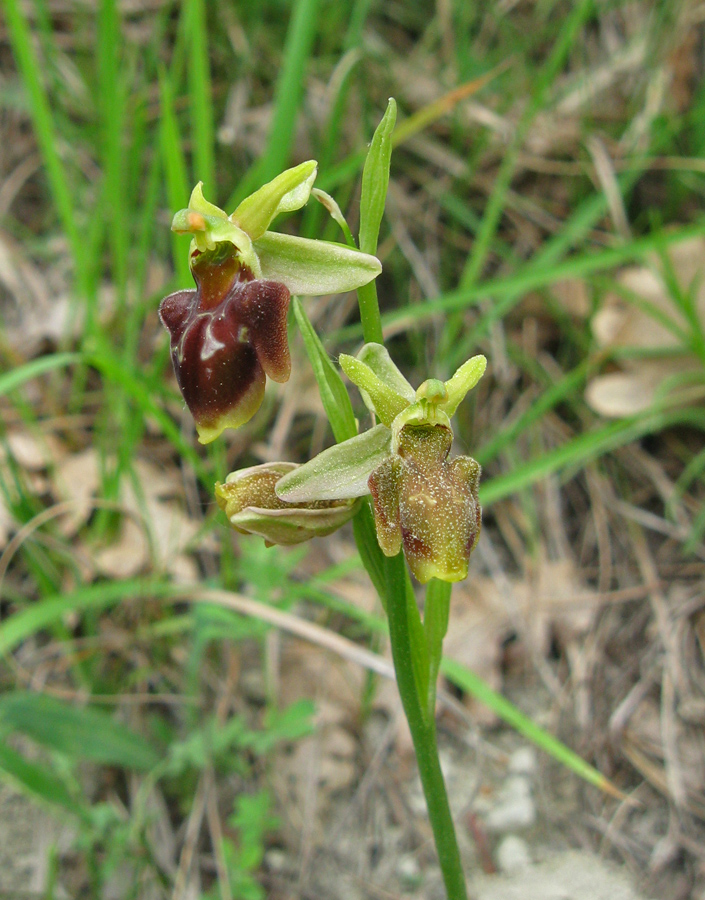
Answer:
[231, 160, 318, 241]
[358, 343, 415, 402]
[254, 231, 382, 296]
[339, 353, 410, 426]
[275, 424, 392, 502]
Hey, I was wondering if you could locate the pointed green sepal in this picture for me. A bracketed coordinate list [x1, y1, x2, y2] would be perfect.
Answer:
[339, 353, 410, 426]
[254, 232, 382, 296]
[358, 343, 415, 403]
[231, 160, 318, 241]
[275, 424, 392, 502]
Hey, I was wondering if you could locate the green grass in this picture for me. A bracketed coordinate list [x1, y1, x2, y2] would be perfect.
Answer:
[1, 0, 704, 895]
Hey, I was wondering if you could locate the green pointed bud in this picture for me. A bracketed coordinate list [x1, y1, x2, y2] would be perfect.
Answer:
[441, 354, 487, 417]
[368, 425, 482, 584]
[231, 160, 318, 241]
[216, 462, 359, 546]
[339, 354, 409, 426]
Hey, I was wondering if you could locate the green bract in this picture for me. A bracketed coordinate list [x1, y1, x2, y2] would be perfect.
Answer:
[276, 344, 487, 583]
[171, 163, 382, 295]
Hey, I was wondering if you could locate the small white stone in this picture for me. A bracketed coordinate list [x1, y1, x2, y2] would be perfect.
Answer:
[397, 853, 422, 889]
[485, 776, 536, 832]
[508, 747, 537, 777]
[264, 849, 287, 872]
[496, 835, 531, 873]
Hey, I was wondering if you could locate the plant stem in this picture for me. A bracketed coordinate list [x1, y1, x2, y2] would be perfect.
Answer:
[424, 578, 452, 719]
[357, 281, 384, 345]
[384, 553, 468, 900]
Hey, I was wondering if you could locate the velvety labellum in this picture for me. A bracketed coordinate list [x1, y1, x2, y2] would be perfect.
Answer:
[159, 243, 291, 444]
[368, 424, 482, 584]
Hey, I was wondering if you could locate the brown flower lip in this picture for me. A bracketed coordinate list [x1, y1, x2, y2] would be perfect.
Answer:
[368, 424, 482, 584]
[158, 242, 291, 444]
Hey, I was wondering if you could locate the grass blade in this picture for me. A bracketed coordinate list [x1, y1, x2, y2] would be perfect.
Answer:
[0, 692, 160, 771]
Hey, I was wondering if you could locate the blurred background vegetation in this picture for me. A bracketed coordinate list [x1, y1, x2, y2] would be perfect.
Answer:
[1, 0, 704, 897]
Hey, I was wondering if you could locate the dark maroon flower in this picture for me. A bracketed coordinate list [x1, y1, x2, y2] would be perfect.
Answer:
[159, 242, 291, 444]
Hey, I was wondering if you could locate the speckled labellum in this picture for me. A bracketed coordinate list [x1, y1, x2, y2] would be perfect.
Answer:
[159, 242, 291, 444]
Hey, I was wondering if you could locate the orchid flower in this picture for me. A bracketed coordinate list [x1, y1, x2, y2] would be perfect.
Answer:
[274, 344, 486, 583]
[159, 162, 382, 443]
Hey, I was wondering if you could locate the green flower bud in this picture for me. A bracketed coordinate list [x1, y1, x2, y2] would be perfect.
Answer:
[215, 463, 360, 546]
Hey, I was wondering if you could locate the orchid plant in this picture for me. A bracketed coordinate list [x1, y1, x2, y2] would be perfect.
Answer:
[159, 100, 483, 900]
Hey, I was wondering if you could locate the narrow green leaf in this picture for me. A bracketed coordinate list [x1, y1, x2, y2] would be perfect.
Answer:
[0, 693, 159, 771]
[441, 658, 622, 796]
[480, 407, 705, 507]
[0, 741, 82, 815]
[359, 98, 397, 256]
[185, 0, 215, 188]
[0, 579, 175, 657]
[158, 67, 191, 286]
[225, 0, 323, 209]
[3, 0, 87, 292]
[0, 353, 79, 397]
[372, 219, 705, 334]
[291, 297, 357, 442]
[356, 99, 396, 345]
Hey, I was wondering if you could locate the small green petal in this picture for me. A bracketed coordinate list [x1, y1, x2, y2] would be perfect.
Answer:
[254, 231, 382, 296]
[275, 424, 392, 502]
[231, 160, 318, 241]
[339, 354, 409, 426]
[441, 354, 487, 417]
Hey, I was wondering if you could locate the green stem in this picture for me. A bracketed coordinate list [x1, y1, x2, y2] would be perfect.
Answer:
[357, 280, 384, 344]
[384, 554, 468, 900]
[424, 578, 452, 719]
